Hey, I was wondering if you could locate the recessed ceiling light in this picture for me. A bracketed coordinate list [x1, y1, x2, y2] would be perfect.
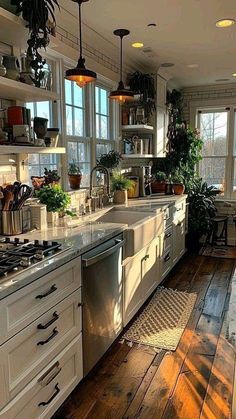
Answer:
[232, 73, 236, 77]
[160, 63, 174, 68]
[215, 78, 230, 82]
[147, 23, 157, 27]
[187, 64, 199, 68]
[216, 18, 235, 28]
[132, 42, 144, 48]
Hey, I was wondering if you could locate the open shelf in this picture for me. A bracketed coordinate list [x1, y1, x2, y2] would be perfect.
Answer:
[0, 76, 59, 102]
[122, 125, 154, 133]
[0, 7, 27, 49]
[121, 154, 154, 159]
[0, 146, 66, 155]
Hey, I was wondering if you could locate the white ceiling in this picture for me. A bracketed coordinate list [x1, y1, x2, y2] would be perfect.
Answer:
[60, 0, 236, 88]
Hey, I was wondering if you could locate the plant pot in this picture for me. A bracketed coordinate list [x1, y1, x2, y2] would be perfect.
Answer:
[47, 211, 58, 225]
[113, 190, 127, 205]
[172, 183, 185, 195]
[68, 174, 82, 190]
[151, 181, 166, 194]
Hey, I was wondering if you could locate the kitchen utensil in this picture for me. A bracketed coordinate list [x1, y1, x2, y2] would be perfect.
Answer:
[1, 210, 23, 235]
[2, 189, 14, 210]
[13, 184, 32, 210]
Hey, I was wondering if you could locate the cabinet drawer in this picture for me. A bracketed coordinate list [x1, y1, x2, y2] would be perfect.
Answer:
[0, 335, 83, 419]
[0, 289, 82, 409]
[163, 226, 173, 252]
[173, 200, 186, 221]
[163, 206, 173, 229]
[0, 257, 81, 345]
[161, 248, 172, 280]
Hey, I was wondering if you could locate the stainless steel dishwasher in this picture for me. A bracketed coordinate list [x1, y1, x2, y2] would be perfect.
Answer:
[82, 234, 124, 375]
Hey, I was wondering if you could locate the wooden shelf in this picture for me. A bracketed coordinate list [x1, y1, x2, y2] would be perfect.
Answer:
[0, 76, 59, 102]
[0, 7, 27, 49]
[122, 125, 154, 133]
[0, 146, 66, 155]
[121, 154, 154, 159]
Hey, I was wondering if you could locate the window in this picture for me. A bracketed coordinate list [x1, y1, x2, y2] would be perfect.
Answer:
[95, 85, 113, 158]
[26, 101, 58, 178]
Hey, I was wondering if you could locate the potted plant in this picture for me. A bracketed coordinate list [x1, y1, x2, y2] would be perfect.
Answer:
[11, 0, 60, 87]
[44, 168, 60, 185]
[171, 170, 185, 195]
[127, 71, 156, 119]
[111, 171, 134, 205]
[151, 171, 167, 194]
[97, 150, 122, 170]
[68, 161, 82, 190]
[36, 184, 71, 224]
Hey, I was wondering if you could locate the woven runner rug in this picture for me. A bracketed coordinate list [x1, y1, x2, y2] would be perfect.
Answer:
[200, 245, 236, 259]
[122, 287, 197, 351]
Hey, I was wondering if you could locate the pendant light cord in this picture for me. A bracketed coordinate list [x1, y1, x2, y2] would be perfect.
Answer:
[78, 0, 83, 60]
[120, 35, 123, 83]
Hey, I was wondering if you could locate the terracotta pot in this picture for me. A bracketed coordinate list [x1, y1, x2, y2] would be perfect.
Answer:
[113, 190, 127, 205]
[172, 183, 185, 195]
[68, 174, 82, 190]
[151, 181, 166, 194]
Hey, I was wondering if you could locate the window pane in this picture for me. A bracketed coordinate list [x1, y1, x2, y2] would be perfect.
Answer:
[200, 111, 228, 156]
[35, 101, 51, 124]
[73, 83, 83, 108]
[65, 79, 72, 105]
[67, 141, 90, 163]
[96, 114, 100, 138]
[95, 87, 100, 113]
[96, 143, 112, 158]
[66, 105, 73, 135]
[200, 157, 225, 192]
[100, 88, 108, 115]
[74, 108, 84, 137]
[80, 163, 90, 187]
[101, 115, 108, 139]
[26, 102, 35, 121]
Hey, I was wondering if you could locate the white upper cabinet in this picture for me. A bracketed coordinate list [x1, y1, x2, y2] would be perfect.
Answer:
[156, 75, 167, 108]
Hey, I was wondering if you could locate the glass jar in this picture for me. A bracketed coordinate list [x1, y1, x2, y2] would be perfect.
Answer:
[136, 106, 145, 124]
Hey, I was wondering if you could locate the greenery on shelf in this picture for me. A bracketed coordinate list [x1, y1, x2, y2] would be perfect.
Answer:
[68, 161, 81, 175]
[154, 171, 167, 182]
[111, 171, 134, 191]
[187, 178, 217, 243]
[36, 184, 71, 213]
[11, 0, 60, 87]
[97, 150, 122, 170]
[127, 71, 156, 117]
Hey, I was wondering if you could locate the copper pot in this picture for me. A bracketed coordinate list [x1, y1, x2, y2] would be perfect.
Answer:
[172, 183, 185, 195]
[68, 174, 82, 190]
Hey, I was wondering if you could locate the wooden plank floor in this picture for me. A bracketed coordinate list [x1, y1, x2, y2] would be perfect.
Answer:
[53, 254, 236, 419]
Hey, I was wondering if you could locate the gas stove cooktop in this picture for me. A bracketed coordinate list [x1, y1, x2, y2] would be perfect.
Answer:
[0, 237, 66, 278]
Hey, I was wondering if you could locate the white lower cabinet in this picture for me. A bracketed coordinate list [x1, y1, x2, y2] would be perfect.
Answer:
[0, 335, 83, 419]
[172, 217, 185, 265]
[123, 237, 161, 326]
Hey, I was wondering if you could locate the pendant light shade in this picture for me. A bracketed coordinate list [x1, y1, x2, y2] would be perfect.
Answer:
[109, 29, 134, 103]
[65, 0, 97, 87]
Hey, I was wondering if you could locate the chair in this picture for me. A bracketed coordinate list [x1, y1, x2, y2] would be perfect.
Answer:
[209, 216, 228, 246]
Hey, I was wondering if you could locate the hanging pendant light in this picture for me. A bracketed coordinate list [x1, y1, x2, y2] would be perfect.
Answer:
[109, 29, 134, 103]
[65, 0, 97, 88]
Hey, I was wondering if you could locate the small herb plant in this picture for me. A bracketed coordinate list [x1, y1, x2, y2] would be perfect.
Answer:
[111, 172, 134, 191]
[97, 150, 122, 169]
[154, 171, 167, 182]
[36, 184, 71, 213]
[44, 168, 60, 184]
[68, 161, 81, 175]
[171, 169, 184, 184]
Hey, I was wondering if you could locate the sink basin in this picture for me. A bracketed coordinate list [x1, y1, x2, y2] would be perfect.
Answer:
[96, 208, 163, 257]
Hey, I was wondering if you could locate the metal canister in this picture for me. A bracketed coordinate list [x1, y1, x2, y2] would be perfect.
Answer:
[2, 210, 23, 235]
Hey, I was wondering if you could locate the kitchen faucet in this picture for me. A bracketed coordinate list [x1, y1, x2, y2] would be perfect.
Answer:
[89, 165, 111, 210]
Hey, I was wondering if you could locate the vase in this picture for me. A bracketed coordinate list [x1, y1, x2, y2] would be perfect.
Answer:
[172, 183, 185, 195]
[47, 211, 58, 225]
[68, 174, 82, 190]
[33, 117, 48, 146]
[113, 190, 127, 205]
[0, 55, 6, 77]
[151, 181, 166, 194]
[19, 53, 34, 85]
[2, 55, 20, 81]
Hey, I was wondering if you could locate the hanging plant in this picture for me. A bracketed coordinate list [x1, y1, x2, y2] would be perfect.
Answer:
[11, 0, 60, 87]
[127, 71, 156, 117]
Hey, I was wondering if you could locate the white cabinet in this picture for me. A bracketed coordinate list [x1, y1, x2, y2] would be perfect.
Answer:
[172, 218, 185, 265]
[123, 237, 161, 326]
[156, 107, 166, 157]
[156, 75, 167, 108]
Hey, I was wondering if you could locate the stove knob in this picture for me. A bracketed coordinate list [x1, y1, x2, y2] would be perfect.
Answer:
[43, 240, 48, 246]
[24, 239, 29, 244]
[34, 240, 39, 245]
[14, 238, 20, 244]
[5, 238, 10, 243]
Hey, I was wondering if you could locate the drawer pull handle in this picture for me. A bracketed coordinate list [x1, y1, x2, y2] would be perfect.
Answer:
[37, 327, 58, 346]
[37, 312, 59, 330]
[177, 208, 181, 211]
[35, 284, 57, 300]
[164, 254, 171, 262]
[164, 232, 172, 239]
[38, 383, 60, 407]
[143, 254, 149, 261]
[38, 362, 62, 387]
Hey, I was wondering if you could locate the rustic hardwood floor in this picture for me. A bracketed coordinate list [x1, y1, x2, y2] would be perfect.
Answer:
[53, 253, 236, 419]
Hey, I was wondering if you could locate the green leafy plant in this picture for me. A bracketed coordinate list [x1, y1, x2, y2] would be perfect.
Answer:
[111, 172, 134, 191]
[127, 71, 156, 117]
[11, 0, 60, 87]
[188, 178, 217, 242]
[36, 184, 71, 213]
[171, 169, 184, 184]
[44, 167, 60, 184]
[97, 150, 122, 169]
[68, 161, 81, 175]
[154, 171, 167, 182]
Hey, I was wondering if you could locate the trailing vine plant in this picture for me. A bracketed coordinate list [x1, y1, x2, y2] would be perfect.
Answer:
[11, 0, 60, 87]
